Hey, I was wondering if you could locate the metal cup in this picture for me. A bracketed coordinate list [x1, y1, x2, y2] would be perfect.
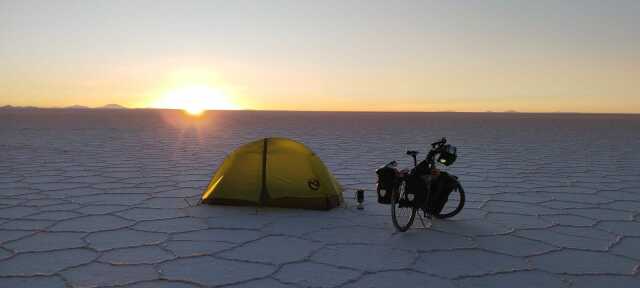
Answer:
[356, 189, 364, 210]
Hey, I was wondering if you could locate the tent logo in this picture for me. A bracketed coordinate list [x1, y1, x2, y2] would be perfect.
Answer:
[307, 178, 320, 191]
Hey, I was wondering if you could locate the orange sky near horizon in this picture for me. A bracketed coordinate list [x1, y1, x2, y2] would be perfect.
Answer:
[1, 1, 639, 113]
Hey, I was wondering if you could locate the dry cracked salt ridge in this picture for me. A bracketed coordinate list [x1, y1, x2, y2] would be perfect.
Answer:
[2, 111, 640, 287]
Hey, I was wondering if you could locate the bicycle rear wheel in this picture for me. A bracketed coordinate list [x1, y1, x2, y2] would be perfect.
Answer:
[434, 181, 465, 219]
[391, 179, 416, 232]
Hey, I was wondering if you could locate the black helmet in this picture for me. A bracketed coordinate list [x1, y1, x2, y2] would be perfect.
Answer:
[437, 144, 457, 166]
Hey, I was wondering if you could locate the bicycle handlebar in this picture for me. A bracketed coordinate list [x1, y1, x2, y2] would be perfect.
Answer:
[431, 137, 447, 148]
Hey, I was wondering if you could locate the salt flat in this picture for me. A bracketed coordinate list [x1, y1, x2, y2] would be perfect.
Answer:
[1, 109, 639, 287]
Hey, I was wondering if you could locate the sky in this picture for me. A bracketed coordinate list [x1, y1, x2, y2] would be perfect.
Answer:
[1, 0, 639, 113]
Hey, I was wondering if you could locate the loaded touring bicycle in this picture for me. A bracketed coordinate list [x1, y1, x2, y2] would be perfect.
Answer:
[376, 138, 465, 232]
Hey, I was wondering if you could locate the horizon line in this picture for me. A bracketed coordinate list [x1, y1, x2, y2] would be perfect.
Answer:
[1, 105, 639, 115]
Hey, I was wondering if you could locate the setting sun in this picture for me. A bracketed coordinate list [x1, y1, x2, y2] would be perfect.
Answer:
[152, 85, 240, 115]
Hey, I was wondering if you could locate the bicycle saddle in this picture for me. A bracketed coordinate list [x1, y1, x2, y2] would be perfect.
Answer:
[406, 150, 419, 157]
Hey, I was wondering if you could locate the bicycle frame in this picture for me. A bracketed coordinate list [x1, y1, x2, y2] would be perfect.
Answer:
[408, 144, 443, 207]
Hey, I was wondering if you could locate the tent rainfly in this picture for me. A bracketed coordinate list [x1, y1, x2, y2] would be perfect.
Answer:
[201, 138, 343, 210]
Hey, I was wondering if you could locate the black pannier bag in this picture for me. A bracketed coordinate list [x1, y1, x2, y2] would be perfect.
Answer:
[376, 166, 396, 204]
[407, 174, 427, 206]
[427, 172, 458, 215]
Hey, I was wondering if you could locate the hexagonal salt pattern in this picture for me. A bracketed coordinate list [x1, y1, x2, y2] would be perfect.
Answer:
[1, 110, 640, 287]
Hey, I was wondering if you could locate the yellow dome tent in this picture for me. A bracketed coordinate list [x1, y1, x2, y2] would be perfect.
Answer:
[201, 138, 343, 210]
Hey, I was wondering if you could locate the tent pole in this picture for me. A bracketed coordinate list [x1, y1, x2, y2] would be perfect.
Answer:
[259, 138, 269, 206]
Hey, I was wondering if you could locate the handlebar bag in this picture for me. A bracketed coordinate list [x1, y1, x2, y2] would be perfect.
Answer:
[427, 172, 458, 215]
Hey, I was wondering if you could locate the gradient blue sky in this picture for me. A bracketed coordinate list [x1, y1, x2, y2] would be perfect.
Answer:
[1, 0, 638, 112]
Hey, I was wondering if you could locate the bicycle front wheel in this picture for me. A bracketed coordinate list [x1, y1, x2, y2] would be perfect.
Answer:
[391, 179, 416, 232]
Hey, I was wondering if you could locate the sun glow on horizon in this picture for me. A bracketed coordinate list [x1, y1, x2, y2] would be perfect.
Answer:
[152, 85, 240, 115]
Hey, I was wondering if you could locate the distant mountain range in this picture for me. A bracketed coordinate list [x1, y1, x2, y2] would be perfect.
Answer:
[66, 105, 90, 109]
[0, 104, 128, 110]
[66, 104, 127, 109]
[98, 104, 127, 109]
[484, 110, 520, 113]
